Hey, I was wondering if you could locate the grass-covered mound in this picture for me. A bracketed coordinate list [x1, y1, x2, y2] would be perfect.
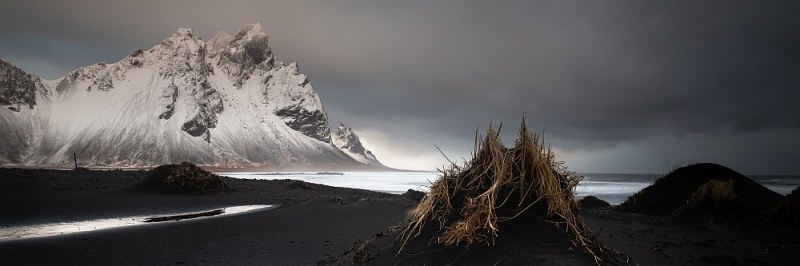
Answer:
[125, 162, 227, 193]
[683, 180, 738, 208]
[671, 179, 754, 219]
[165, 162, 228, 192]
[327, 121, 632, 265]
[579, 196, 612, 210]
[615, 163, 782, 215]
[767, 186, 800, 226]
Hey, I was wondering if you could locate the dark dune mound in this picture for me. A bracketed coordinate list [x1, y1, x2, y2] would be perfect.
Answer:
[334, 214, 617, 265]
[679, 180, 739, 211]
[327, 121, 632, 265]
[401, 189, 425, 202]
[288, 180, 314, 190]
[124, 164, 175, 192]
[670, 179, 754, 220]
[767, 186, 800, 226]
[615, 163, 782, 215]
[125, 162, 227, 193]
[579, 196, 612, 210]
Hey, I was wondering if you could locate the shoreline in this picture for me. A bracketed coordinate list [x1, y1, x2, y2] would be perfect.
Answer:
[0, 165, 408, 172]
[0, 167, 417, 265]
[1, 167, 798, 265]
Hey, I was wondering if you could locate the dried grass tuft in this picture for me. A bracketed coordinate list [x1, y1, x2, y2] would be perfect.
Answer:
[684, 179, 738, 207]
[671, 179, 745, 217]
[399, 119, 602, 262]
[767, 186, 800, 226]
[164, 162, 227, 192]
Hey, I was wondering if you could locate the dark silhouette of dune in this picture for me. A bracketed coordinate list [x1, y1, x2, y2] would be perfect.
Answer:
[124, 162, 227, 193]
[616, 163, 782, 215]
[579, 196, 612, 210]
[767, 186, 800, 226]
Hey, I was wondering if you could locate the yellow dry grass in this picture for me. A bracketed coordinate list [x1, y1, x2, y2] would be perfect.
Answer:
[766, 187, 800, 225]
[685, 179, 737, 207]
[399, 119, 601, 261]
[165, 162, 227, 192]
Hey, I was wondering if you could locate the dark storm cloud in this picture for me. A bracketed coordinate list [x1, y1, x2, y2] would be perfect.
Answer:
[1, 0, 799, 173]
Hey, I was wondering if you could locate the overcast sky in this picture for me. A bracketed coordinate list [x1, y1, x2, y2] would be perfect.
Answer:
[2, 0, 799, 174]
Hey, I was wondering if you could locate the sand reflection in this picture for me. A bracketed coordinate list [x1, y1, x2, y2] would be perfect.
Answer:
[0, 205, 276, 241]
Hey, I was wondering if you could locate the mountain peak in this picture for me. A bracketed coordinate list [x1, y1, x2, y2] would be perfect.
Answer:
[234, 23, 266, 41]
[242, 23, 263, 33]
[0, 58, 40, 112]
[155, 27, 204, 56]
[217, 23, 274, 87]
[174, 28, 195, 37]
[208, 31, 234, 55]
[333, 123, 384, 167]
[1, 23, 383, 169]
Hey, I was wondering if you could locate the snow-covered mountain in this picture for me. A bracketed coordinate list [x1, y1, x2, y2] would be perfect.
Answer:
[332, 122, 383, 167]
[0, 59, 51, 165]
[0, 23, 384, 169]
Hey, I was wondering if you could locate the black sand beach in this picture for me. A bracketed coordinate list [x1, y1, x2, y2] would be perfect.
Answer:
[2, 165, 799, 265]
[583, 209, 800, 265]
[0, 168, 415, 265]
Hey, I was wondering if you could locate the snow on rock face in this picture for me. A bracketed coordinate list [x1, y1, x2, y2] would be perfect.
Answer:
[268, 62, 332, 143]
[0, 59, 41, 111]
[215, 23, 274, 88]
[208, 31, 234, 55]
[0, 24, 376, 169]
[158, 83, 178, 119]
[332, 122, 384, 167]
[0, 59, 50, 163]
[53, 28, 225, 142]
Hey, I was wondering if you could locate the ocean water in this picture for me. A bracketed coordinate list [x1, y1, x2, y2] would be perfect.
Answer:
[575, 174, 660, 205]
[217, 171, 440, 194]
[217, 171, 799, 205]
[750, 175, 800, 195]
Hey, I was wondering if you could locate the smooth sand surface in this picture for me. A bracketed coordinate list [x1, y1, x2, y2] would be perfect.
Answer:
[0, 168, 415, 265]
[583, 209, 800, 265]
[2, 168, 799, 265]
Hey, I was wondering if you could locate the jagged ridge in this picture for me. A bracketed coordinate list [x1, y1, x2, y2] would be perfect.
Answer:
[333, 122, 383, 167]
[0, 24, 383, 169]
[0, 59, 41, 111]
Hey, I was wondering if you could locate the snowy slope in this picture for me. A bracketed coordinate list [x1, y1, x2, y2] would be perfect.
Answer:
[332, 122, 384, 167]
[0, 24, 383, 169]
[0, 59, 51, 164]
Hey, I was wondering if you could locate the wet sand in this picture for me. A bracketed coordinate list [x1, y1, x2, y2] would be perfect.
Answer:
[582, 209, 800, 265]
[0, 168, 415, 265]
[1, 168, 799, 265]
